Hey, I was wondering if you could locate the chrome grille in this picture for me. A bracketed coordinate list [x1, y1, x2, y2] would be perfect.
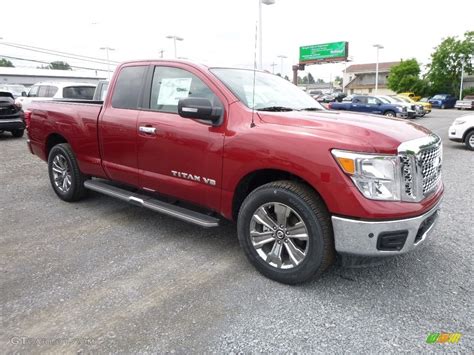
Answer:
[419, 145, 442, 195]
[398, 134, 442, 202]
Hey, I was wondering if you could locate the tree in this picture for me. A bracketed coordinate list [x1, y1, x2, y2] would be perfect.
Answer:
[297, 76, 303, 85]
[0, 58, 14, 67]
[302, 75, 309, 84]
[307, 72, 315, 84]
[426, 31, 474, 97]
[316, 78, 324, 84]
[387, 58, 428, 95]
[334, 76, 343, 86]
[284, 75, 290, 81]
[47, 61, 72, 70]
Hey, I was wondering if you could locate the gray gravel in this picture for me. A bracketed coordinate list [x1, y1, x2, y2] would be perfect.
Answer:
[1, 109, 473, 353]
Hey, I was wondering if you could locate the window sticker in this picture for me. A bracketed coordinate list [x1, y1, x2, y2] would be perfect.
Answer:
[157, 78, 192, 105]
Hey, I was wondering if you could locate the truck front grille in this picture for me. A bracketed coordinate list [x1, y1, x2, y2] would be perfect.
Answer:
[398, 135, 442, 202]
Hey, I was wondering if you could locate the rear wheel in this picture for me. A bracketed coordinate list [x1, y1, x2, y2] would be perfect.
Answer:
[48, 143, 87, 202]
[11, 129, 24, 138]
[384, 110, 396, 118]
[465, 131, 474, 151]
[237, 181, 335, 284]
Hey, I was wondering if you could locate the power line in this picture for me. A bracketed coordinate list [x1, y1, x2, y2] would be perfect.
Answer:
[1, 42, 120, 66]
[0, 54, 109, 72]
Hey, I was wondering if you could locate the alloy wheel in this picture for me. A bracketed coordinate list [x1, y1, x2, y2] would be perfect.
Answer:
[250, 202, 309, 269]
[51, 154, 72, 193]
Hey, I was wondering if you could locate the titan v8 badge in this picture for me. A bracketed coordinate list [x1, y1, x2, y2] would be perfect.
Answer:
[171, 170, 216, 186]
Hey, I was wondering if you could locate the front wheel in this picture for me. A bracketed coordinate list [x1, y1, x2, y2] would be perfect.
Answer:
[384, 110, 396, 118]
[237, 181, 335, 284]
[441, 104, 446, 109]
[465, 131, 474, 151]
[48, 143, 87, 202]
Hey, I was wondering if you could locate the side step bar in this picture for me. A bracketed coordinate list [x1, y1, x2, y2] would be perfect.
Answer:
[84, 179, 220, 228]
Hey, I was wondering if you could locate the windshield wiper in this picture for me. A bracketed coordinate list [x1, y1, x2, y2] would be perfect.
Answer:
[298, 107, 323, 111]
[256, 106, 294, 112]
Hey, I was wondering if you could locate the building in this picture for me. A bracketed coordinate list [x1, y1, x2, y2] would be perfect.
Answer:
[343, 61, 400, 95]
[0, 67, 107, 87]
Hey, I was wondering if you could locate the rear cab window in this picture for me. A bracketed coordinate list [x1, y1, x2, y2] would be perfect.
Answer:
[63, 86, 95, 100]
[111, 66, 148, 109]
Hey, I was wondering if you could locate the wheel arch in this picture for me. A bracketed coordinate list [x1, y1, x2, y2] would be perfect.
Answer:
[231, 168, 327, 221]
[462, 127, 474, 142]
[45, 133, 68, 158]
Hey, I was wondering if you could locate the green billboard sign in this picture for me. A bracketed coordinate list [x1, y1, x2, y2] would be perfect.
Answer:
[299, 41, 348, 63]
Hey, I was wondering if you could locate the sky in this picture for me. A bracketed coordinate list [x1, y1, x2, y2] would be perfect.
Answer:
[0, 0, 473, 81]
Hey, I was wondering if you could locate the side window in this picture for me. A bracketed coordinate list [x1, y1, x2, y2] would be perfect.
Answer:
[28, 86, 39, 97]
[37, 86, 49, 97]
[357, 96, 368, 104]
[111, 66, 147, 109]
[367, 97, 379, 105]
[149, 66, 222, 114]
[47, 86, 58, 98]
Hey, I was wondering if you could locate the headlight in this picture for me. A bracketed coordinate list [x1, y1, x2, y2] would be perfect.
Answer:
[454, 119, 466, 125]
[396, 106, 405, 112]
[332, 150, 400, 201]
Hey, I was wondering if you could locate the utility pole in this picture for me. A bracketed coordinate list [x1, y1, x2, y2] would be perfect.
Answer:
[373, 44, 384, 93]
[270, 62, 277, 74]
[166, 35, 184, 58]
[100, 47, 115, 80]
[159, 49, 164, 59]
[277, 55, 287, 77]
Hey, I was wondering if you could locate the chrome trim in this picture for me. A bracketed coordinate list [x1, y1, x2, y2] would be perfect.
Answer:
[331, 199, 442, 256]
[0, 118, 24, 123]
[398, 134, 442, 202]
[139, 126, 157, 134]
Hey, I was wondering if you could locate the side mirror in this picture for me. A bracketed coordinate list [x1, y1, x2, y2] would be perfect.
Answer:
[21, 91, 27, 97]
[178, 97, 222, 124]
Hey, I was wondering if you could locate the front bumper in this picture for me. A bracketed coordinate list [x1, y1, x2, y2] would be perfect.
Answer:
[331, 199, 442, 256]
[396, 112, 408, 118]
[448, 124, 464, 141]
[0, 118, 25, 131]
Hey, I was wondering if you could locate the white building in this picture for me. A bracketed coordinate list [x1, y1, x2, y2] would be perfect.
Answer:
[343, 62, 399, 95]
[0, 67, 107, 87]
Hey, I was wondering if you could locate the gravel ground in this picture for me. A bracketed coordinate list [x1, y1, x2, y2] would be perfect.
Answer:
[1, 109, 472, 353]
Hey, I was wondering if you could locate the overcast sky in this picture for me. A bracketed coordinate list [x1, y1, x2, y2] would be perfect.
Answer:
[1, 0, 472, 81]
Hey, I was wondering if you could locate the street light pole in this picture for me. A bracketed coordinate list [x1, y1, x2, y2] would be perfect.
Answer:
[166, 35, 184, 58]
[459, 54, 465, 100]
[373, 44, 384, 93]
[270, 62, 277, 74]
[100, 47, 115, 80]
[258, 0, 275, 70]
[277, 54, 287, 76]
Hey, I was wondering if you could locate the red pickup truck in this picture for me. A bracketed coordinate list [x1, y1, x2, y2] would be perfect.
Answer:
[27, 60, 443, 284]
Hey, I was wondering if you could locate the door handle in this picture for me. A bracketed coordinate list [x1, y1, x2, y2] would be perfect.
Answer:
[139, 126, 157, 135]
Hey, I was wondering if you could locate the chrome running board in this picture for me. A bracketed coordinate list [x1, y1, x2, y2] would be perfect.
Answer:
[84, 179, 220, 228]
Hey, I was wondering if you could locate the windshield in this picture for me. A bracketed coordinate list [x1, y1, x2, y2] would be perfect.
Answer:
[432, 95, 446, 100]
[210, 68, 324, 111]
[396, 96, 411, 103]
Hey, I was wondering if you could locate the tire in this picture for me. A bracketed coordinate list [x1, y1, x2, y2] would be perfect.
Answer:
[441, 104, 446, 109]
[237, 181, 335, 284]
[465, 131, 474, 151]
[48, 143, 87, 202]
[384, 110, 396, 118]
[11, 129, 24, 138]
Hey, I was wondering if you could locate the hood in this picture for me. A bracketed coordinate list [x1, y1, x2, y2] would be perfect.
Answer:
[257, 109, 432, 154]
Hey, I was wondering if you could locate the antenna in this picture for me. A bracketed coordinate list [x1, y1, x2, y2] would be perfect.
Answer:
[251, 21, 258, 128]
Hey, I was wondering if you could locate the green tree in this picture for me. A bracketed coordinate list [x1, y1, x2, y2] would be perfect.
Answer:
[302, 75, 309, 84]
[307, 72, 315, 84]
[387, 58, 429, 95]
[284, 75, 290, 81]
[297, 76, 303, 85]
[334, 76, 343, 85]
[316, 78, 324, 84]
[0, 58, 14, 67]
[426, 31, 474, 97]
[48, 61, 72, 70]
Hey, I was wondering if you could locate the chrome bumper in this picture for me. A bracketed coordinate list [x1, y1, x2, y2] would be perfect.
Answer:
[331, 200, 441, 256]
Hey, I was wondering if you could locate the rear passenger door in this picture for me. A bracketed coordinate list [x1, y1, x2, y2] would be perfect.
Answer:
[366, 96, 383, 114]
[98, 65, 148, 186]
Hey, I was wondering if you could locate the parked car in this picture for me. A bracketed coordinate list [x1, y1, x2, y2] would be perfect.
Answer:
[0, 91, 25, 138]
[429, 94, 457, 109]
[92, 80, 109, 101]
[376, 95, 417, 118]
[448, 114, 474, 150]
[328, 95, 408, 118]
[15, 82, 97, 110]
[317, 94, 336, 103]
[28, 60, 443, 284]
[0, 84, 28, 98]
[396, 95, 432, 115]
[454, 95, 474, 110]
[399, 92, 421, 102]
[333, 92, 347, 102]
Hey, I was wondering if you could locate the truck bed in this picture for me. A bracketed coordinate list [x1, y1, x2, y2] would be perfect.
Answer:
[28, 100, 106, 178]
